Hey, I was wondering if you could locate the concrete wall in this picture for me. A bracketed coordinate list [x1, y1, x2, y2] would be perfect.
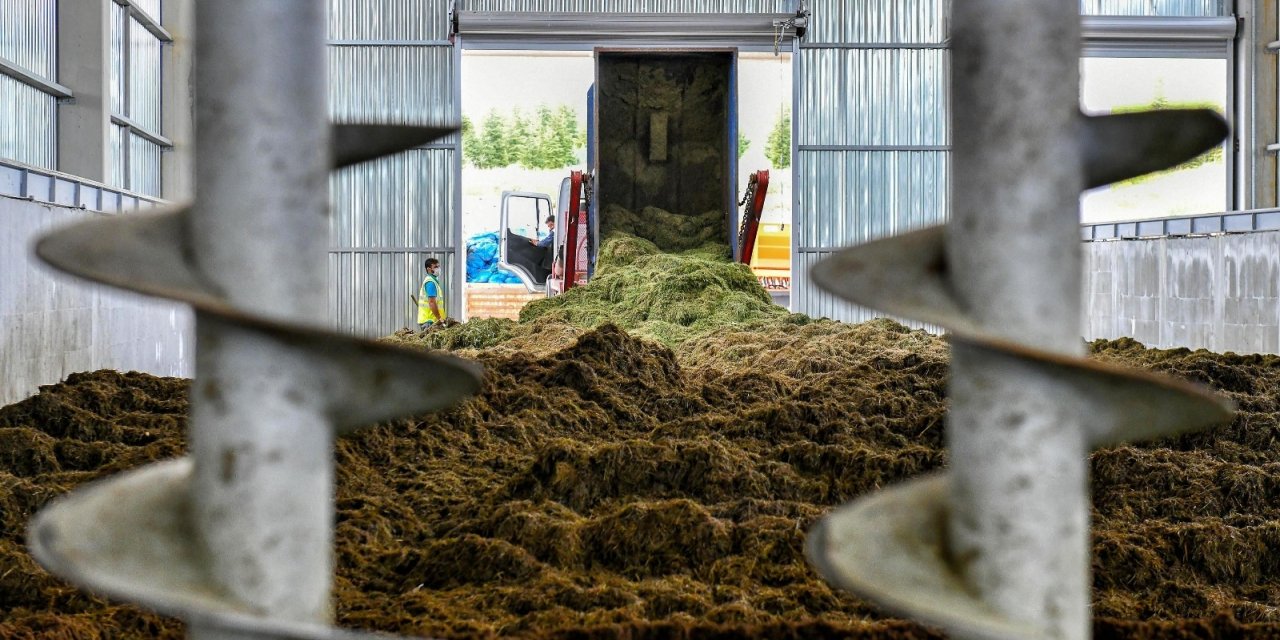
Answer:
[0, 195, 191, 405]
[1084, 231, 1280, 354]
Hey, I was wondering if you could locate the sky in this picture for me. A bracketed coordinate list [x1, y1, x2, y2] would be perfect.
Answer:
[460, 50, 793, 175]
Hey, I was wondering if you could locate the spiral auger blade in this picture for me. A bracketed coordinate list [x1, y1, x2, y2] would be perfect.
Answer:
[803, 4, 1234, 640]
[26, 122, 478, 640]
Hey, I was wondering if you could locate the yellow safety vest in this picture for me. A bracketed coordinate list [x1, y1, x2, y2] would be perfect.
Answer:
[417, 273, 445, 324]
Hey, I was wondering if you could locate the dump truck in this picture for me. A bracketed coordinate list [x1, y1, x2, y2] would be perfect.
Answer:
[497, 50, 786, 298]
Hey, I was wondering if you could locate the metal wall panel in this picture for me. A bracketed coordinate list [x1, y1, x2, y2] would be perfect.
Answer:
[795, 150, 947, 246]
[0, 0, 56, 78]
[463, 0, 792, 13]
[794, 0, 950, 323]
[110, 124, 126, 187]
[129, 132, 162, 196]
[330, 149, 456, 248]
[797, 48, 947, 146]
[793, 251, 938, 330]
[129, 17, 163, 132]
[807, 0, 947, 44]
[328, 0, 458, 336]
[0, 74, 56, 168]
[1080, 0, 1227, 16]
[329, 46, 454, 125]
[329, 0, 449, 40]
[111, 1, 126, 115]
[329, 251, 455, 336]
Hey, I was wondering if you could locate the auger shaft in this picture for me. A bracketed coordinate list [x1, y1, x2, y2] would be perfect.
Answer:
[188, 1, 333, 635]
[947, 3, 1088, 638]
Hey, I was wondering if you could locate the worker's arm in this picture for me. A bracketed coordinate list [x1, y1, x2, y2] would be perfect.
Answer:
[428, 297, 443, 321]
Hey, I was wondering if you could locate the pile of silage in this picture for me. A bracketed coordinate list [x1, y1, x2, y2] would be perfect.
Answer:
[4, 326, 1280, 638]
[598, 205, 726, 254]
[392, 233, 789, 354]
[5, 231, 1280, 639]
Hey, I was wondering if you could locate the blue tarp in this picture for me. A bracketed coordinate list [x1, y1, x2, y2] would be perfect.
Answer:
[466, 231, 524, 284]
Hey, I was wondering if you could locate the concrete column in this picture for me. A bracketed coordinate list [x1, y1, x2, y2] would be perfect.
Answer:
[57, 0, 112, 182]
[162, 0, 196, 201]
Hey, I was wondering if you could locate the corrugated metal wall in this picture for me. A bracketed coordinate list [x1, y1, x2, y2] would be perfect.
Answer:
[107, 1, 165, 197]
[129, 16, 163, 132]
[792, 0, 949, 323]
[0, 0, 56, 76]
[464, 0, 790, 12]
[1079, 0, 1229, 16]
[328, 0, 459, 336]
[0, 0, 57, 168]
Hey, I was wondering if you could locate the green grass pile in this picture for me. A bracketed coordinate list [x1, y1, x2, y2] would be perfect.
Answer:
[393, 233, 793, 352]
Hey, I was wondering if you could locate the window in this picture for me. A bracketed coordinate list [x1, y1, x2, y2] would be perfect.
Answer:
[109, 0, 168, 197]
[1079, 12, 1234, 222]
[0, 0, 59, 168]
[1080, 57, 1228, 222]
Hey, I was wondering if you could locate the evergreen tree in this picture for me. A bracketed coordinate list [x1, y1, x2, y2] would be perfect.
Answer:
[508, 108, 536, 168]
[460, 115, 479, 166]
[552, 105, 580, 167]
[525, 106, 556, 169]
[737, 133, 751, 159]
[765, 108, 791, 169]
[475, 110, 510, 168]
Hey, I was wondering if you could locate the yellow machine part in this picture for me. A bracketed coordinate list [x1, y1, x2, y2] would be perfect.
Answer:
[749, 223, 791, 291]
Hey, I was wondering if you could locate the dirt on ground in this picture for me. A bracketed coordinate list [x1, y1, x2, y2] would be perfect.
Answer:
[3, 239, 1280, 639]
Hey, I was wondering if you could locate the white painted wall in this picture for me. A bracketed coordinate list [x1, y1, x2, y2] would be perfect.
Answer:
[0, 195, 191, 405]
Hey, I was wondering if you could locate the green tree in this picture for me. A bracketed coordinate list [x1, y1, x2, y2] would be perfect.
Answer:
[461, 115, 478, 166]
[474, 110, 511, 169]
[553, 105, 581, 167]
[764, 108, 791, 169]
[737, 133, 751, 159]
[526, 106, 558, 169]
[508, 109, 536, 168]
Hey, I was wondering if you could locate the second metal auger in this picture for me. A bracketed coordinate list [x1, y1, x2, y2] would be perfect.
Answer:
[26, 3, 478, 639]
[805, 3, 1233, 640]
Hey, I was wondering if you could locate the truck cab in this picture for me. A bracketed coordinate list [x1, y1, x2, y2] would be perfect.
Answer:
[498, 171, 593, 296]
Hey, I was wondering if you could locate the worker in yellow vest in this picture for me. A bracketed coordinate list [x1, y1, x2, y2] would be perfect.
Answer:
[417, 258, 446, 330]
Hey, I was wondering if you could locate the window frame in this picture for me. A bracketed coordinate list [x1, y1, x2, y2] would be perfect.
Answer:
[109, 0, 172, 196]
[1080, 14, 1236, 221]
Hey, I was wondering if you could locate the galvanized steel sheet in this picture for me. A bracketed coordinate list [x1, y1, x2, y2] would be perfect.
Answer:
[111, 3, 127, 115]
[329, 149, 456, 248]
[130, 18, 163, 132]
[0, 0, 56, 78]
[795, 150, 947, 247]
[110, 125, 126, 189]
[797, 48, 947, 146]
[129, 133, 162, 197]
[794, 0, 948, 323]
[329, 46, 455, 125]
[1080, 0, 1227, 16]
[329, 0, 450, 40]
[0, 74, 56, 168]
[806, 0, 947, 44]
[462, 0, 792, 13]
[329, 250, 455, 336]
